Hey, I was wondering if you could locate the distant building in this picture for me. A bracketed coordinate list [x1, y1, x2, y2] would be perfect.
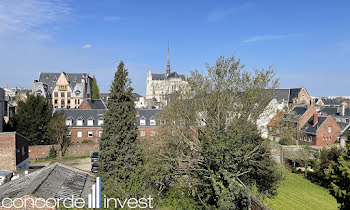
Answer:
[0, 132, 29, 171]
[0, 88, 4, 132]
[146, 47, 187, 105]
[136, 109, 162, 138]
[273, 88, 312, 109]
[32, 72, 93, 109]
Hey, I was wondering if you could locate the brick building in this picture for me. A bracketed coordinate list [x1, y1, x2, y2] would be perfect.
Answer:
[0, 132, 29, 171]
[136, 109, 162, 138]
[299, 113, 341, 146]
[56, 109, 104, 143]
[273, 87, 313, 109]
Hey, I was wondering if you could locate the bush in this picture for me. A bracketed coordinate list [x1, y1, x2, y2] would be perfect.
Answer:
[48, 146, 57, 159]
[82, 139, 94, 144]
[279, 138, 296, 145]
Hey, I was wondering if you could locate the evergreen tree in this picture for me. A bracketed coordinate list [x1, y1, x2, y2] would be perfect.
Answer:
[92, 75, 100, 99]
[99, 61, 141, 197]
[326, 143, 350, 209]
[15, 94, 52, 145]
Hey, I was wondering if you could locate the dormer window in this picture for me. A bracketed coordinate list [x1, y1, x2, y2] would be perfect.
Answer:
[88, 117, 94, 126]
[140, 116, 146, 126]
[77, 117, 84, 126]
[150, 117, 156, 126]
[66, 118, 73, 126]
[75, 90, 81, 95]
[98, 118, 104, 126]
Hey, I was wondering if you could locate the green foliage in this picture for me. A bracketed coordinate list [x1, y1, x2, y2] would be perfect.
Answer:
[91, 75, 100, 99]
[48, 146, 57, 159]
[81, 139, 94, 144]
[264, 169, 339, 210]
[99, 61, 142, 198]
[47, 111, 70, 159]
[325, 144, 350, 209]
[156, 187, 202, 209]
[15, 94, 52, 145]
[279, 137, 296, 145]
[307, 146, 343, 187]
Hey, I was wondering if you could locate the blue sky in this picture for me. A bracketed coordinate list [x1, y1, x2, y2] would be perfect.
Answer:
[0, 0, 350, 96]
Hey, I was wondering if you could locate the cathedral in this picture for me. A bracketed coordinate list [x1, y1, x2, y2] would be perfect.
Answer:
[146, 47, 187, 105]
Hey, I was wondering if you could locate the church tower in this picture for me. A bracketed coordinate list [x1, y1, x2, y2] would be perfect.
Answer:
[166, 44, 170, 76]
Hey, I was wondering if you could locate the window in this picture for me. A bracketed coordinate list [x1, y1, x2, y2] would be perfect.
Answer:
[98, 118, 104, 126]
[140, 117, 146, 126]
[140, 130, 146, 136]
[150, 118, 156, 126]
[330, 137, 332, 141]
[323, 137, 325, 141]
[309, 136, 312, 142]
[99, 131, 102, 137]
[77, 118, 83, 126]
[328, 126, 332, 133]
[77, 131, 82, 138]
[67, 132, 71, 137]
[66, 119, 73, 126]
[326, 137, 328, 141]
[88, 131, 93, 137]
[67, 92, 71, 97]
[88, 118, 94, 126]
[61, 99, 65, 105]
[304, 136, 306, 141]
[61, 92, 65, 97]
[67, 99, 70, 104]
[54, 92, 58, 97]
[54, 99, 58, 104]
[151, 130, 156, 136]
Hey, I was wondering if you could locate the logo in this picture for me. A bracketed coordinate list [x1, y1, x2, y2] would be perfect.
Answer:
[0, 177, 153, 209]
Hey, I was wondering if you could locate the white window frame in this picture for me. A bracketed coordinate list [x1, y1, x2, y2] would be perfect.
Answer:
[98, 131, 102, 137]
[77, 131, 82, 138]
[328, 126, 332, 133]
[98, 118, 104, 126]
[140, 130, 146, 136]
[66, 118, 73, 126]
[77, 118, 83, 126]
[88, 131, 93, 137]
[87, 118, 94, 126]
[150, 117, 156, 126]
[140, 116, 146, 126]
[151, 130, 156, 136]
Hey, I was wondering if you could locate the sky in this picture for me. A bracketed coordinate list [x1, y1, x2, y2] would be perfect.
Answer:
[0, 0, 350, 97]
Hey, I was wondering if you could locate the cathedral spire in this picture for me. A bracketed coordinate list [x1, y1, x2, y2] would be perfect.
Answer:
[166, 42, 170, 75]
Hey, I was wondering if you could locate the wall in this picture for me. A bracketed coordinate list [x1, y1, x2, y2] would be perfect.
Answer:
[0, 133, 16, 171]
[28, 143, 98, 160]
[298, 107, 317, 129]
[315, 117, 342, 146]
[69, 127, 102, 143]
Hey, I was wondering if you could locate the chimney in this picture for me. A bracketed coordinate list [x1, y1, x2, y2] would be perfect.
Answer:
[136, 109, 140, 117]
[341, 104, 345, 116]
[313, 113, 318, 126]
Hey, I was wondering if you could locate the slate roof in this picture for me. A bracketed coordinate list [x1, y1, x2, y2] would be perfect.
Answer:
[0, 163, 95, 203]
[301, 115, 328, 135]
[316, 98, 339, 106]
[85, 99, 107, 109]
[55, 109, 105, 127]
[36, 72, 92, 96]
[320, 107, 350, 116]
[273, 88, 303, 103]
[151, 72, 185, 81]
[292, 106, 307, 116]
[136, 109, 162, 126]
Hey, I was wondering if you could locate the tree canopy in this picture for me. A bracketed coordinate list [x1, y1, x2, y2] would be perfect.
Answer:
[92, 75, 100, 99]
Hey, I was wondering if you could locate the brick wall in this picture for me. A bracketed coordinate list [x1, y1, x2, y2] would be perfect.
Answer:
[137, 126, 159, 139]
[315, 116, 341, 146]
[298, 107, 317, 129]
[0, 132, 29, 171]
[69, 127, 102, 143]
[28, 143, 98, 160]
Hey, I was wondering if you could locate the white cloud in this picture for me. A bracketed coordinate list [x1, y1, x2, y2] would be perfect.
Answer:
[243, 33, 305, 43]
[82, 44, 92, 49]
[208, 2, 255, 22]
[0, 0, 71, 34]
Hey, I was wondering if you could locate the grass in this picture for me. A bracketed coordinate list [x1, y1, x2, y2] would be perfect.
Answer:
[34, 155, 90, 163]
[264, 171, 339, 210]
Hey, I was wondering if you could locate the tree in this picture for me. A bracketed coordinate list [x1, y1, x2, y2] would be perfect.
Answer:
[92, 75, 100, 99]
[325, 143, 350, 209]
[99, 61, 142, 198]
[47, 111, 71, 159]
[15, 94, 52, 145]
[156, 55, 282, 209]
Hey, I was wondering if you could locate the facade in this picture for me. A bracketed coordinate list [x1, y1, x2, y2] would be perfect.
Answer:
[56, 109, 104, 143]
[257, 98, 284, 138]
[0, 88, 4, 132]
[299, 114, 342, 146]
[32, 72, 92, 109]
[273, 88, 312, 109]
[136, 109, 162, 138]
[0, 132, 29, 171]
[146, 48, 187, 105]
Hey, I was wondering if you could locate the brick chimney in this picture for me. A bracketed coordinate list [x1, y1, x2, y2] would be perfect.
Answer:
[136, 109, 140, 117]
[313, 113, 318, 125]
